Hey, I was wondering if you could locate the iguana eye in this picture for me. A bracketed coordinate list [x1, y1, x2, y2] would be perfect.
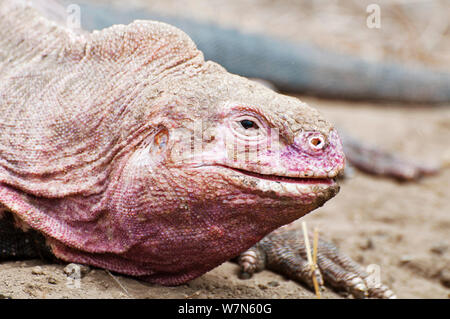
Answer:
[240, 120, 259, 130]
[229, 114, 267, 142]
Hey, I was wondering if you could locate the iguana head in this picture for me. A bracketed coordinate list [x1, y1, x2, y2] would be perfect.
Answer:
[97, 25, 345, 283]
[148, 62, 344, 216]
[0, 5, 344, 285]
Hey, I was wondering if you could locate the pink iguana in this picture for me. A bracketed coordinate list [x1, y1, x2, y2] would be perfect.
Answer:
[0, 0, 394, 298]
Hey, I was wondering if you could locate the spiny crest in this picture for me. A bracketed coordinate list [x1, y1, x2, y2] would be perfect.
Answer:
[86, 21, 205, 69]
[2, 1, 205, 72]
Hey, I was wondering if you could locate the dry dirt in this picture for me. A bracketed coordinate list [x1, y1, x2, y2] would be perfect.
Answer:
[0, 0, 449, 299]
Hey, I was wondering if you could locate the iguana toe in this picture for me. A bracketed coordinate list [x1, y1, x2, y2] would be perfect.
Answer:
[238, 227, 396, 299]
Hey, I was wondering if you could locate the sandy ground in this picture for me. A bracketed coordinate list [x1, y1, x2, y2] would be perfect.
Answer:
[0, 0, 449, 299]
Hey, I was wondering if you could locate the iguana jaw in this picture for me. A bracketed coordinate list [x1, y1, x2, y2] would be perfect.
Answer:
[222, 165, 336, 185]
[213, 165, 340, 202]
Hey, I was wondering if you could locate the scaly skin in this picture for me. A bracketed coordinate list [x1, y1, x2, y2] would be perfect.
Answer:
[0, 1, 394, 297]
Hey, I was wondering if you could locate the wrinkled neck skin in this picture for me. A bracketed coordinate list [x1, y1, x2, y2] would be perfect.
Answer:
[0, 1, 344, 285]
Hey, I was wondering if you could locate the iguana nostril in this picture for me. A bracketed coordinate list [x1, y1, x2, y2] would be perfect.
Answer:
[311, 138, 321, 146]
[308, 135, 325, 150]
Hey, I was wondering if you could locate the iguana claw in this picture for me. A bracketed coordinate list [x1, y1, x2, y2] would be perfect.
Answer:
[238, 227, 396, 299]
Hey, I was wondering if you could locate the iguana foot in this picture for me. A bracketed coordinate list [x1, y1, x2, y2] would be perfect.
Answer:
[238, 227, 396, 299]
[341, 133, 439, 181]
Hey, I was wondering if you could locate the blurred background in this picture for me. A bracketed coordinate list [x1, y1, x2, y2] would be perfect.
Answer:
[92, 0, 450, 69]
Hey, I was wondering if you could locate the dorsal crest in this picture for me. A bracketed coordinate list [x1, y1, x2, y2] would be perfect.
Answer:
[87, 20, 203, 68]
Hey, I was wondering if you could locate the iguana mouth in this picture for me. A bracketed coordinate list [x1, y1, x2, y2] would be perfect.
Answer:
[216, 165, 340, 200]
[222, 166, 335, 185]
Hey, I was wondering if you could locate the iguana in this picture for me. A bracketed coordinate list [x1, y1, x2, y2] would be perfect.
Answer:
[0, 0, 398, 299]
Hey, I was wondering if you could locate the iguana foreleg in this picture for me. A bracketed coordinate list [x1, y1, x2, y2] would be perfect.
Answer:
[238, 227, 396, 299]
